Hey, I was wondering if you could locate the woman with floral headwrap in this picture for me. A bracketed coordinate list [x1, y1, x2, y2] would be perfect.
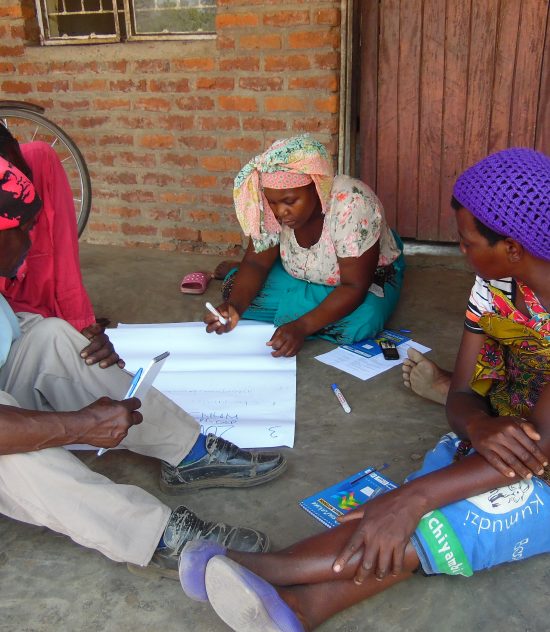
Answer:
[204, 135, 405, 357]
[181, 148, 550, 631]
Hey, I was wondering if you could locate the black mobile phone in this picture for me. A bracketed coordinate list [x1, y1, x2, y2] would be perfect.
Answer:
[379, 339, 400, 361]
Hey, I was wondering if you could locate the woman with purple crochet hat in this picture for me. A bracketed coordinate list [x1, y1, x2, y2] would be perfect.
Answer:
[178, 147, 550, 631]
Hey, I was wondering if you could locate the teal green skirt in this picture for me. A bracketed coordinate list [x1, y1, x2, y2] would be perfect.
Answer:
[224, 234, 405, 345]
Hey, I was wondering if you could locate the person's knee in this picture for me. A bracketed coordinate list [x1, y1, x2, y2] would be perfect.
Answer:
[25, 316, 78, 342]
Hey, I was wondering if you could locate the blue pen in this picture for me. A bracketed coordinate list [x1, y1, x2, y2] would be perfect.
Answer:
[331, 383, 351, 413]
[97, 368, 143, 456]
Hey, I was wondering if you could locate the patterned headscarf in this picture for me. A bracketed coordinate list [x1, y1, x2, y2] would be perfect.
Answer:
[0, 156, 41, 230]
[233, 135, 334, 249]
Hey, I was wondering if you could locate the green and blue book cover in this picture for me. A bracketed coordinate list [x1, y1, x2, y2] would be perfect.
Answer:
[300, 465, 398, 528]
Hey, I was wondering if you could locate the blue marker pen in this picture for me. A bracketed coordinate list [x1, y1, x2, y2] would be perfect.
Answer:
[97, 367, 143, 457]
[331, 383, 351, 413]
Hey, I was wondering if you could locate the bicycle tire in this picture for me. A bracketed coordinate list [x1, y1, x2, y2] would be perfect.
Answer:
[0, 106, 92, 237]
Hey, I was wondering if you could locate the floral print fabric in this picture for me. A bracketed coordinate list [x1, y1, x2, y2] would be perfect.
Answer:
[469, 284, 550, 417]
[278, 175, 400, 286]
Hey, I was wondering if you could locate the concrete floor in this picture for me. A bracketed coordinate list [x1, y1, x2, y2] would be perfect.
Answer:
[1, 243, 548, 632]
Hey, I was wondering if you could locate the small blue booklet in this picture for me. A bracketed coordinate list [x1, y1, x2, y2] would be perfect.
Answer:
[299, 465, 398, 528]
[340, 329, 410, 359]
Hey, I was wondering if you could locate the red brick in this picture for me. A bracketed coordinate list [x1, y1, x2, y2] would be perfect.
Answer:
[157, 115, 195, 131]
[292, 116, 339, 134]
[138, 134, 175, 149]
[1, 81, 32, 94]
[239, 34, 281, 49]
[239, 77, 283, 92]
[216, 34, 236, 50]
[17, 63, 49, 76]
[98, 134, 134, 146]
[288, 30, 340, 50]
[264, 11, 310, 26]
[182, 175, 217, 188]
[219, 57, 260, 72]
[142, 174, 177, 187]
[122, 223, 158, 236]
[161, 153, 197, 168]
[196, 77, 235, 91]
[216, 12, 259, 28]
[116, 152, 156, 168]
[174, 96, 215, 111]
[0, 45, 24, 57]
[265, 55, 310, 72]
[314, 51, 340, 70]
[102, 172, 138, 185]
[0, 62, 15, 74]
[76, 116, 110, 128]
[120, 190, 156, 203]
[49, 61, 99, 74]
[93, 98, 130, 110]
[289, 75, 339, 91]
[200, 229, 242, 245]
[218, 95, 258, 112]
[87, 221, 121, 233]
[160, 191, 196, 204]
[315, 8, 341, 26]
[178, 136, 218, 150]
[133, 60, 169, 73]
[149, 79, 190, 93]
[0, 4, 22, 18]
[222, 137, 263, 152]
[265, 96, 307, 112]
[188, 210, 221, 223]
[135, 97, 171, 112]
[161, 227, 200, 241]
[10, 24, 25, 39]
[109, 79, 147, 92]
[203, 193, 234, 207]
[242, 117, 287, 132]
[147, 208, 185, 222]
[109, 206, 141, 218]
[99, 61, 128, 73]
[37, 80, 69, 93]
[59, 100, 91, 111]
[314, 95, 339, 113]
[200, 155, 241, 172]
[198, 116, 240, 131]
[172, 58, 216, 72]
[73, 79, 108, 91]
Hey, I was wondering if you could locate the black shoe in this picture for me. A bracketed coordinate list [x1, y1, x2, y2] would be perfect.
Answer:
[127, 505, 269, 580]
[159, 434, 287, 494]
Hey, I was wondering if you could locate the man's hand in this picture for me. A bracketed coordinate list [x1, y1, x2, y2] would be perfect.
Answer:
[74, 397, 143, 448]
[267, 321, 308, 357]
[80, 323, 125, 369]
[466, 414, 547, 479]
[332, 488, 426, 584]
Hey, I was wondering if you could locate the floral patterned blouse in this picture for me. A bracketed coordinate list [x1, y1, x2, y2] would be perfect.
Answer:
[275, 175, 400, 286]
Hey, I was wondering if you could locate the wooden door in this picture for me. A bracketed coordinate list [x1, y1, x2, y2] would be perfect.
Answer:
[358, 0, 550, 242]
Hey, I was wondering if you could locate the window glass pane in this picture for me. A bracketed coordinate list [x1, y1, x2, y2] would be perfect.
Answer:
[132, 0, 215, 34]
[45, 0, 117, 37]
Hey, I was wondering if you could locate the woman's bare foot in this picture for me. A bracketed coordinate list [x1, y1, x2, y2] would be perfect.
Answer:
[214, 260, 239, 280]
[402, 348, 452, 405]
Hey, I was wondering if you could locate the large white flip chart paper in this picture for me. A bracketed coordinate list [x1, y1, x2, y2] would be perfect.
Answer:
[108, 322, 296, 448]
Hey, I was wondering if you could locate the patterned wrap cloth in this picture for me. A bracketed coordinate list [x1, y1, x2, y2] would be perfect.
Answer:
[0, 156, 41, 230]
[233, 135, 334, 252]
[408, 282, 550, 577]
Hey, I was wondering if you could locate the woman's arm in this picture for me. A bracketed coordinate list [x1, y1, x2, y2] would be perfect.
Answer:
[267, 241, 380, 357]
[205, 239, 279, 333]
[446, 328, 546, 478]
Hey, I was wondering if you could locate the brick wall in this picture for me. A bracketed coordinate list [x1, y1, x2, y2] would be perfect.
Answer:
[0, 0, 342, 255]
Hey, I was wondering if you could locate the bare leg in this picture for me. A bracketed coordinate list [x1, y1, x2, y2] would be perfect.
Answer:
[402, 348, 452, 405]
[222, 521, 420, 630]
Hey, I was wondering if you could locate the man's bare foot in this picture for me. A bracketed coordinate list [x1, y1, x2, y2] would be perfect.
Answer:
[214, 260, 239, 280]
[402, 348, 452, 405]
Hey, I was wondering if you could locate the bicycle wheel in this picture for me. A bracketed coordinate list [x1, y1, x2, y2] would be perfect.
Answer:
[0, 104, 92, 237]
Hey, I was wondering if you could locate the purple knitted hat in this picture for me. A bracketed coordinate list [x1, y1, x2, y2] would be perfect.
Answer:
[453, 148, 550, 261]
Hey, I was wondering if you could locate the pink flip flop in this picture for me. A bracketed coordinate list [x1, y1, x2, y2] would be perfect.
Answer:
[180, 271, 213, 295]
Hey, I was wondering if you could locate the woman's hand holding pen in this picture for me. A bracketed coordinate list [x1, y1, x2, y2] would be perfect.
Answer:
[204, 302, 240, 335]
[333, 487, 427, 584]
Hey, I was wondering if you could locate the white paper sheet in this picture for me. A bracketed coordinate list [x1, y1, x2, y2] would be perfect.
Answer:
[315, 340, 431, 381]
[106, 321, 296, 448]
